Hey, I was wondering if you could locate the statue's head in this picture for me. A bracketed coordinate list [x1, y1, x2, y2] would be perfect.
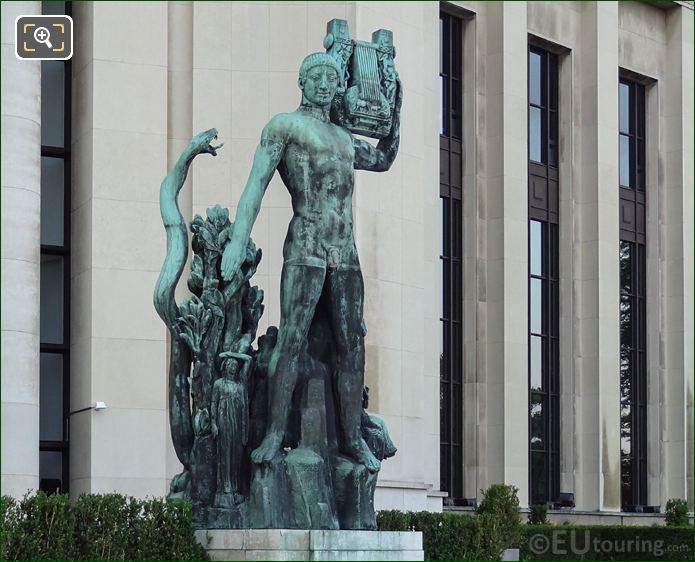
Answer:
[222, 357, 240, 379]
[298, 52, 341, 107]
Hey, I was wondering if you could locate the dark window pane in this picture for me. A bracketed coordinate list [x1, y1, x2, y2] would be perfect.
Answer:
[439, 16, 444, 75]
[441, 16, 450, 75]
[529, 51, 542, 106]
[549, 223, 559, 279]
[40, 254, 64, 345]
[40, 353, 63, 441]
[530, 335, 543, 391]
[440, 383, 449, 436]
[451, 80, 462, 139]
[40, 157, 65, 246]
[548, 54, 558, 111]
[550, 282, 559, 336]
[636, 138, 645, 191]
[637, 244, 646, 296]
[39, 450, 63, 494]
[442, 259, 450, 320]
[42, 1, 66, 15]
[530, 220, 542, 276]
[548, 112, 558, 167]
[453, 265, 462, 322]
[452, 386, 461, 442]
[440, 76, 447, 136]
[41, 62, 65, 148]
[529, 106, 542, 163]
[619, 134, 631, 188]
[619, 81, 630, 134]
[636, 84, 645, 137]
[451, 20, 461, 80]
[530, 278, 542, 334]
[452, 199, 461, 258]
[531, 451, 548, 504]
[440, 197, 449, 257]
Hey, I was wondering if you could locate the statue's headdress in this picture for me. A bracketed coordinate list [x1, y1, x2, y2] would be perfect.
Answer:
[298, 52, 342, 86]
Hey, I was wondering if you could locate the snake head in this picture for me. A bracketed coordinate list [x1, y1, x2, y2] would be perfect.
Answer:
[186, 128, 224, 158]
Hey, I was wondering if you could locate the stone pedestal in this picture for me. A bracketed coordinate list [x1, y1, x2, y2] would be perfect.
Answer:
[195, 529, 424, 561]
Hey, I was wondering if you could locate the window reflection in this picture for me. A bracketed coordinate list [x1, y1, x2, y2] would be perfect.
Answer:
[619, 82, 630, 134]
[530, 278, 542, 334]
[529, 51, 542, 106]
[620, 134, 631, 187]
[530, 395, 545, 450]
[530, 336, 542, 390]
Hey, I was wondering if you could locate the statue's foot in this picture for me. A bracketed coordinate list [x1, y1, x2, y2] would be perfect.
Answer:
[251, 432, 283, 464]
[346, 437, 381, 473]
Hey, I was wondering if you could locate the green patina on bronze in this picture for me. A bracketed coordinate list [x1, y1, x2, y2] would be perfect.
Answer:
[154, 19, 400, 530]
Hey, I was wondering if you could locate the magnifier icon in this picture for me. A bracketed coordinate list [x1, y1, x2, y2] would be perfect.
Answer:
[33, 26, 53, 49]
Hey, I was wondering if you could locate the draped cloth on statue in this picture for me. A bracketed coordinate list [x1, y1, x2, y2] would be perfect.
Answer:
[212, 378, 248, 495]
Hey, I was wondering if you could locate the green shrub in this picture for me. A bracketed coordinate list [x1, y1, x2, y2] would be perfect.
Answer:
[520, 525, 693, 560]
[377, 510, 479, 560]
[1, 491, 77, 561]
[0, 492, 208, 561]
[476, 484, 522, 559]
[665, 498, 690, 527]
[528, 504, 549, 525]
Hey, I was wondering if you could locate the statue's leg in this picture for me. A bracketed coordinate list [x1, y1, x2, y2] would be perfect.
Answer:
[327, 268, 380, 473]
[251, 263, 326, 464]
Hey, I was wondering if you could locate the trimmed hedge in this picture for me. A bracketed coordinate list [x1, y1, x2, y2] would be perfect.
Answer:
[519, 525, 694, 561]
[378, 510, 481, 560]
[1, 492, 208, 561]
[378, 484, 522, 560]
[378, 510, 694, 561]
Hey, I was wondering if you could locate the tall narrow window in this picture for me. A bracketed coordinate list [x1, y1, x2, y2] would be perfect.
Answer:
[619, 78, 647, 509]
[528, 45, 560, 506]
[39, 0, 71, 494]
[439, 9, 463, 502]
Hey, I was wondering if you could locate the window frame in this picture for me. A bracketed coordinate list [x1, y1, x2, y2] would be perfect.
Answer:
[439, 7, 464, 503]
[39, 0, 71, 495]
[618, 75, 648, 510]
[527, 44, 560, 506]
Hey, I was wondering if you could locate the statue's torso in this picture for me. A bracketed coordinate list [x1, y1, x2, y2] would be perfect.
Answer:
[276, 112, 358, 269]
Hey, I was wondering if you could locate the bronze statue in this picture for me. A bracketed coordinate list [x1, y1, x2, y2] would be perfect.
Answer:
[155, 19, 401, 530]
[220, 51, 401, 474]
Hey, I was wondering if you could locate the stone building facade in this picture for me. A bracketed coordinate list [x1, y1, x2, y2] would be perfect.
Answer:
[2, 0, 692, 519]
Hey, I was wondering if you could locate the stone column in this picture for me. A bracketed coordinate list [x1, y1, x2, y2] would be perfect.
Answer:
[69, 1, 170, 497]
[477, 1, 529, 503]
[573, 1, 621, 511]
[1, 0, 42, 498]
[166, 0, 193, 485]
[661, 5, 694, 508]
